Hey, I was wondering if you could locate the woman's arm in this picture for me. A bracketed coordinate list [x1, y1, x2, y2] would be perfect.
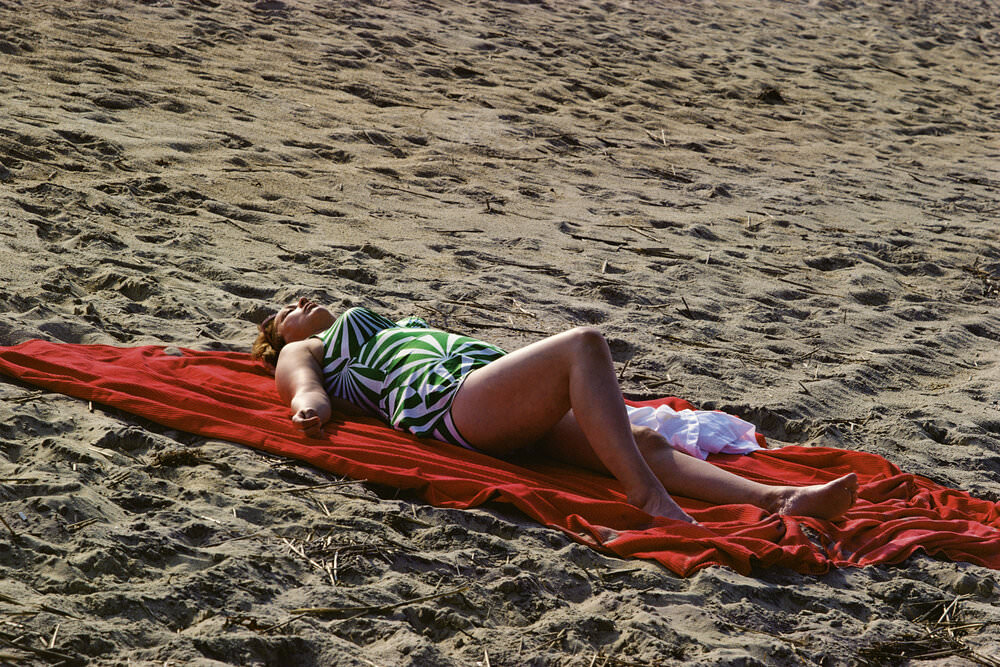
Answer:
[275, 339, 331, 438]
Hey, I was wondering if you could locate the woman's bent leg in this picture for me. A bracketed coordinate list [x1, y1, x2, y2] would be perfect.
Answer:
[450, 327, 693, 522]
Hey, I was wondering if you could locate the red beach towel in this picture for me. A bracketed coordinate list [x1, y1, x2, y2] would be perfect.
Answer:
[1, 340, 998, 576]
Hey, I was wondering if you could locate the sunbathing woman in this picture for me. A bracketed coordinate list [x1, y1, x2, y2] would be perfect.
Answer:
[252, 298, 858, 523]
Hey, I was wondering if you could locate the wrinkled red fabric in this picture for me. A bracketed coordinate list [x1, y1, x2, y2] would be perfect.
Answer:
[1, 340, 998, 576]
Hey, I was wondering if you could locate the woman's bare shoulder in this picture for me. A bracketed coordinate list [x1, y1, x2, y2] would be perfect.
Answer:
[277, 338, 323, 365]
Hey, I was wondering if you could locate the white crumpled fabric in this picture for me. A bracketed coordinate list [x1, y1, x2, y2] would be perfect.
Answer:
[626, 404, 762, 460]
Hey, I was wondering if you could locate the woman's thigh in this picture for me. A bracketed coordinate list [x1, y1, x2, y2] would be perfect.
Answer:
[449, 330, 583, 454]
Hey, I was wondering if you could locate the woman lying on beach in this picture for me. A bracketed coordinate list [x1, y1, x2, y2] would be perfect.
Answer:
[252, 298, 858, 523]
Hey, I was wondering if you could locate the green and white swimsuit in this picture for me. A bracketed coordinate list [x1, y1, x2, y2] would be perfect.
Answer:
[315, 307, 506, 449]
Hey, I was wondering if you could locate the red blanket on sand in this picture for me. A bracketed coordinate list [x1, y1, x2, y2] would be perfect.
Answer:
[1, 340, 998, 576]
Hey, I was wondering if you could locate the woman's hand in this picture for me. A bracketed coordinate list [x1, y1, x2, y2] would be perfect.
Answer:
[291, 406, 326, 438]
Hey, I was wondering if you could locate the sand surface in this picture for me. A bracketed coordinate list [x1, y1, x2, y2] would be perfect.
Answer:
[2, 0, 1000, 664]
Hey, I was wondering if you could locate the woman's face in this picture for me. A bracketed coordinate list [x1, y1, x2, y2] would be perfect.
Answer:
[274, 297, 335, 342]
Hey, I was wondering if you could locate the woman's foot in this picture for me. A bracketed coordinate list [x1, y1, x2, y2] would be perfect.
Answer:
[629, 488, 698, 524]
[770, 473, 859, 520]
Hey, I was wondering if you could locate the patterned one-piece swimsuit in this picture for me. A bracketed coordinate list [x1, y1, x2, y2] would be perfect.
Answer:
[315, 307, 506, 449]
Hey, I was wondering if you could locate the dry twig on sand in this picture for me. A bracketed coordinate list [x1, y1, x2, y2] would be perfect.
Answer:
[289, 584, 470, 619]
[0, 629, 84, 666]
[858, 596, 1000, 667]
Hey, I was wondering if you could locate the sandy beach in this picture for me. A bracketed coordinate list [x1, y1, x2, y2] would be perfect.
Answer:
[2, 0, 1000, 664]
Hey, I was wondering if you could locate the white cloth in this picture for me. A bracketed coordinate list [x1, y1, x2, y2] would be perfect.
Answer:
[626, 404, 762, 460]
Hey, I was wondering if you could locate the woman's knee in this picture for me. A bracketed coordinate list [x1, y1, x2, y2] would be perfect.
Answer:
[632, 425, 669, 456]
[563, 326, 610, 357]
